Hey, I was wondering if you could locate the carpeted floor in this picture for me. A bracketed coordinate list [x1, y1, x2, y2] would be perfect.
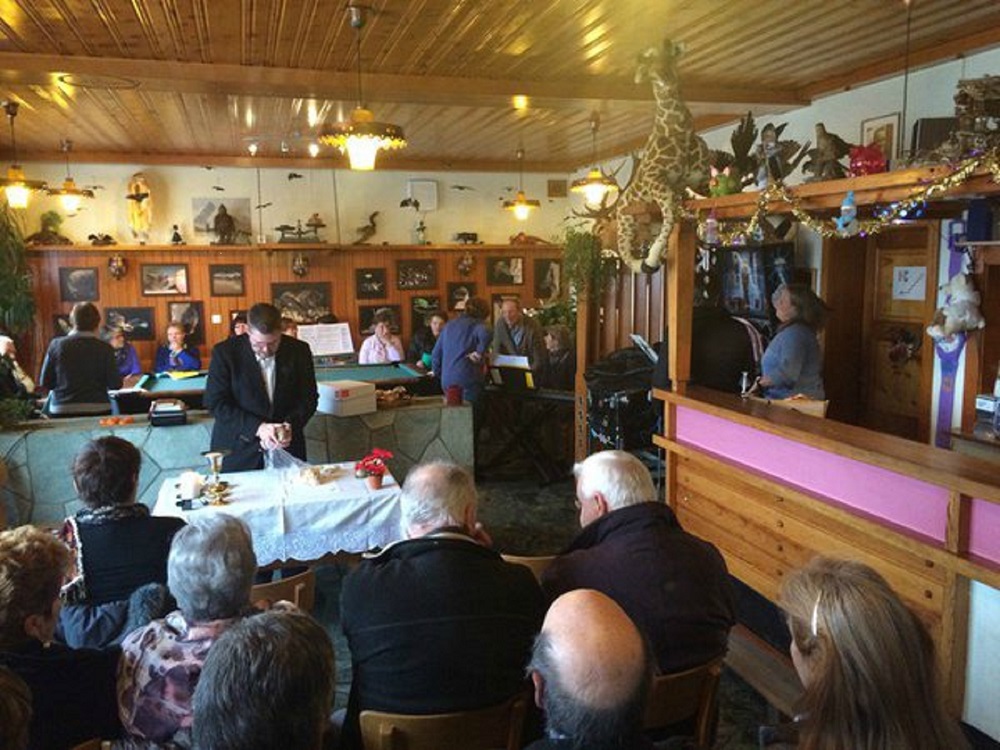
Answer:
[312, 475, 770, 749]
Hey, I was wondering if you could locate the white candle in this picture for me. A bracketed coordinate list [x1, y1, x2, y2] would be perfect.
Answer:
[179, 471, 203, 500]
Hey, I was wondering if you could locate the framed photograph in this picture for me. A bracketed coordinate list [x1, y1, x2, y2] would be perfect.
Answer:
[487, 256, 524, 285]
[105, 307, 155, 341]
[410, 295, 441, 334]
[168, 301, 205, 346]
[141, 264, 189, 296]
[396, 259, 438, 290]
[358, 305, 402, 336]
[861, 112, 900, 160]
[491, 293, 520, 325]
[271, 282, 332, 323]
[356, 268, 387, 299]
[547, 179, 568, 198]
[59, 267, 99, 302]
[52, 314, 72, 338]
[534, 258, 562, 302]
[448, 282, 476, 311]
[192, 197, 252, 244]
[209, 264, 245, 296]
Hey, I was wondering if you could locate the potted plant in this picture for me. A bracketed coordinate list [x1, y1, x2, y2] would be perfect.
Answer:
[355, 448, 394, 489]
[0, 202, 35, 438]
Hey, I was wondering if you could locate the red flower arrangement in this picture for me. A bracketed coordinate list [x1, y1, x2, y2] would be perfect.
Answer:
[355, 448, 393, 478]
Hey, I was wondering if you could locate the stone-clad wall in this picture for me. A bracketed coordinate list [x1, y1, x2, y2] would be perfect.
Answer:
[0, 399, 472, 526]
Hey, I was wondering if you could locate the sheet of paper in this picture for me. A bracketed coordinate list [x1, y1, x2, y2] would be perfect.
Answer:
[492, 353, 530, 369]
[298, 323, 354, 356]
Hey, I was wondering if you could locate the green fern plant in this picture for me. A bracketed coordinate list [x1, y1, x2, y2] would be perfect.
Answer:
[0, 202, 34, 334]
[561, 223, 616, 296]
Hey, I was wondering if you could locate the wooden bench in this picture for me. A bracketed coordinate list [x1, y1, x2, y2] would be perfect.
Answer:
[725, 624, 803, 720]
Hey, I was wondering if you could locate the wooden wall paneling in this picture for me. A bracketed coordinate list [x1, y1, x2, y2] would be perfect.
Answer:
[618, 271, 635, 346]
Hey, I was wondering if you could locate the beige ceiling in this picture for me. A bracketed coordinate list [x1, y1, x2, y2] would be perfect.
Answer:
[0, 0, 998, 172]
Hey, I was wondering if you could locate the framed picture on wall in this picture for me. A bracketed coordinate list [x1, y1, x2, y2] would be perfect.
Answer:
[448, 282, 476, 311]
[396, 259, 438, 290]
[860, 112, 900, 160]
[487, 256, 524, 285]
[534, 258, 562, 302]
[168, 301, 205, 346]
[141, 264, 189, 295]
[410, 296, 441, 334]
[105, 307, 155, 341]
[209, 264, 245, 296]
[356, 268, 387, 299]
[59, 267, 99, 302]
[271, 282, 332, 323]
[491, 293, 520, 325]
[358, 305, 402, 336]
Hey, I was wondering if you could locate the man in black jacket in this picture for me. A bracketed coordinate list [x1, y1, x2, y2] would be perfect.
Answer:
[204, 302, 318, 472]
[339, 460, 546, 750]
[542, 450, 735, 674]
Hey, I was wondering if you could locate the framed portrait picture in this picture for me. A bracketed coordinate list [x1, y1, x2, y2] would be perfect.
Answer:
[487, 256, 524, 285]
[141, 264, 189, 296]
[358, 305, 402, 336]
[271, 282, 332, 323]
[105, 307, 155, 341]
[491, 293, 520, 325]
[396, 259, 438, 290]
[861, 112, 900, 160]
[410, 295, 441, 334]
[168, 301, 205, 346]
[534, 258, 562, 302]
[356, 268, 387, 299]
[209, 264, 245, 296]
[59, 267, 99, 302]
[448, 282, 476, 311]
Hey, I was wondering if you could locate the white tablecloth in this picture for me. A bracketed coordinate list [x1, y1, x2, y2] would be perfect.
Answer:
[153, 463, 403, 565]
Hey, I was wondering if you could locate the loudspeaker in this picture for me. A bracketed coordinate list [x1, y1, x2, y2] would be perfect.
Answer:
[910, 117, 958, 155]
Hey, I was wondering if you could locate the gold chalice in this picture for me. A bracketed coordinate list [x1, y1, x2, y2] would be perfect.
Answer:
[201, 450, 231, 505]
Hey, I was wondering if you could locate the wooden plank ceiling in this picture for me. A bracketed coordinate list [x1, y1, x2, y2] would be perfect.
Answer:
[0, 0, 997, 172]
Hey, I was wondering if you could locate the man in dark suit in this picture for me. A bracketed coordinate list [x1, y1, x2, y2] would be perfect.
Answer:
[204, 302, 318, 472]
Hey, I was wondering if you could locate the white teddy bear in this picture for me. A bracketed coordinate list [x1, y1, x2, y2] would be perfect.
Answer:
[926, 272, 986, 340]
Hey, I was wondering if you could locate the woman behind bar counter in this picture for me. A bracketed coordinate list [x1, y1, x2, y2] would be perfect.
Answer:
[759, 283, 828, 400]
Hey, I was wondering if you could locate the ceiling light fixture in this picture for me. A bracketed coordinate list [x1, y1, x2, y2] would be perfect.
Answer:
[0, 101, 46, 209]
[46, 139, 94, 215]
[247, 141, 259, 157]
[319, 5, 406, 170]
[503, 148, 540, 221]
[308, 142, 320, 158]
[571, 112, 618, 206]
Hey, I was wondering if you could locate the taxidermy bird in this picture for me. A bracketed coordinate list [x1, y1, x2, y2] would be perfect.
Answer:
[125, 190, 149, 202]
[255, 202, 273, 210]
[212, 185, 225, 191]
[288, 172, 304, 181]
[802, 123, 854, 181]
[400, 197, 420, 210]
[450, 184, 475, 191]
[354, 212, 379, 244]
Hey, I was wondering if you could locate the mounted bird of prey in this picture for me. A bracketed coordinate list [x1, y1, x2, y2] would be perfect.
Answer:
[400, 197, 420, 210]
[288, 172, 304, 181]
[802, 123, 854, 181]
[354, 212, 379, 244]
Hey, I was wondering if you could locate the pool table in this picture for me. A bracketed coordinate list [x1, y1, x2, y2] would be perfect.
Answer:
[111, 362, 435, 414]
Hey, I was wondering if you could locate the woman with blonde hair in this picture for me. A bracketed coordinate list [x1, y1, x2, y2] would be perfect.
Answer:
[778, 556, 967, 750]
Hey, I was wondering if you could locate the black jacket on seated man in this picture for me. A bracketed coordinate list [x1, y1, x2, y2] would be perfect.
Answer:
[204, 332, 318, 472]
[339, 531, 546, 750]
[542, 502, 735, 674]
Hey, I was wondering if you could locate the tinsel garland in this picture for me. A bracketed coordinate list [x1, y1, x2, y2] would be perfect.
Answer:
[692, 149, 1000, 245]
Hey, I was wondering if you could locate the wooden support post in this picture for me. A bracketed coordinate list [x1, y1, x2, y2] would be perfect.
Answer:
[667, 222, 695, 395]
[574, 286, 592, 461]
[942, 490, 971, 716]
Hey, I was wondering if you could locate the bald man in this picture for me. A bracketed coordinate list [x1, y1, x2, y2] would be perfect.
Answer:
[526, 589, 653, 750]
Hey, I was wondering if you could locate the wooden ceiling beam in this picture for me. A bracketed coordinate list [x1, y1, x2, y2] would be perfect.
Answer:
[0, 52, 806, 109]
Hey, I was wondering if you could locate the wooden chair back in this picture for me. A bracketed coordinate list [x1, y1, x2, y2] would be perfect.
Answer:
[250, 568, 316, 612]
[642, 657, 724, 748]
[359, 690, 529, 750]
[499, 553, 556, 584]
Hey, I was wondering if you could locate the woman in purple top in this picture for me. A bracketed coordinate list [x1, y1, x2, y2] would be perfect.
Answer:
[431, 297, 491, 404]
[107, 326, 142, 377]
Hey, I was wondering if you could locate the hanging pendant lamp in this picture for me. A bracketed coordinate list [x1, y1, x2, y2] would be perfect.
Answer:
[319, 5, 407, 170]
[0, 101, 46, 209]
[503, 148, 540, 221]
[571, 112, 618, 206]
[46, 140, 94, 215]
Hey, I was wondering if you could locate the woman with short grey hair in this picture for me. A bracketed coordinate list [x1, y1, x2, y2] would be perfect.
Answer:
[117, 514, 259, 747]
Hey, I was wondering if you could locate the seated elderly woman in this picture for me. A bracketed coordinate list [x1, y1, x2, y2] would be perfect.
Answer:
[57, 436, 185, 648]
[775, 556, 968, 750]
[117, 514, 261, 748]
[0, 526, 122, 750]
[538, 323, 575, 390]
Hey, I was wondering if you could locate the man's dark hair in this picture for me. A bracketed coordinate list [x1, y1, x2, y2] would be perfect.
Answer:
[72, 436, 141, 509]
[70, 302, 101, 332]
[193, 610, 334, 750]
[528, 631, 652, 750]
[464, 296, 489, 320]
[247, 303, 282, 334]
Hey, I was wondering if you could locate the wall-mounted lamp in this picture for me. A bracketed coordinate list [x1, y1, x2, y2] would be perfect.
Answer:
[108, 253, 127, 280]
[292, 252, 309, 277]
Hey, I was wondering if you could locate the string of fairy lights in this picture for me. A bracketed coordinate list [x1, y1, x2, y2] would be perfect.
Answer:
[684, 148, 1000, 246]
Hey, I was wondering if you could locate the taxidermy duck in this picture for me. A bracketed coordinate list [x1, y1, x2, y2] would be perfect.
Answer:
[802, 123, 854, 181]
[354, 212, 379, 244]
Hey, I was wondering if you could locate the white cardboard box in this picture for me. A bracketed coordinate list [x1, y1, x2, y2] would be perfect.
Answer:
[318, 379, 377, 417]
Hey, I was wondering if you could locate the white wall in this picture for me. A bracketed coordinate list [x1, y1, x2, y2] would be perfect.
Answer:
[16, 162, 575, 247]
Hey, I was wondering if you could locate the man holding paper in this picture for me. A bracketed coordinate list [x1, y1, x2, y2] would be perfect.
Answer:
[492, 298, 546, 370]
